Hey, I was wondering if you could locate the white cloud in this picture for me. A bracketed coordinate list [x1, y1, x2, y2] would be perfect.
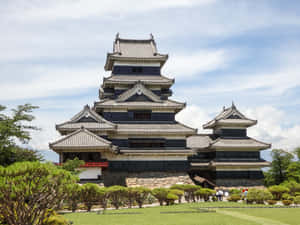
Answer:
[2, 0, 216, 21]
[0, 64, 104, 101]
[176, 105, 211, 133]
[163, 49, 231, 79]
[246, 106, 300, 151]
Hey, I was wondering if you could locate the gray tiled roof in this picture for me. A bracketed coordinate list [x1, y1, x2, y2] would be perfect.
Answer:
[94, 99, 185, 112]
[210, 137, 271, 150]
[103, 75, 174, 87]
[203, 103, 257, 129]
[56, 105, 116, 134]
[187, 135, 271, 150]
[116, 123, 197, 135]
[49, 128, 112, 151]
[104, 35, 168, 71]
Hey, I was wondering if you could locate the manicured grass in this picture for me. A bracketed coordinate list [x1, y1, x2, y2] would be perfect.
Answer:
[63, 202, 300, 225]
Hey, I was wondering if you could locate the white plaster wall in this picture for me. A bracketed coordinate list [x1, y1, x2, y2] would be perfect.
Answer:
[79, 168, 102, 179]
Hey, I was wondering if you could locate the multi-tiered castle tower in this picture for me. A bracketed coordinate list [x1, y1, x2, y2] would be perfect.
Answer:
[50, 35, 270, 188]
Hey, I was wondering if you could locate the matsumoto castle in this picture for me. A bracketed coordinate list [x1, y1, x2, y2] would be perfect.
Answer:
[49, 34, 271, 188]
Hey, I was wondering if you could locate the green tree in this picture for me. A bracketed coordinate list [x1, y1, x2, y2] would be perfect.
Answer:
[182, 184, 201, 202]
[265, 149, 293, 185]
[294, 147, 300, 161]
[66, 183, 82, 212]
[134, 187, 151, 208]
[60, 157, 84, 175]
[98, 187, 109, 212]
[107, 186, 127, 209]
[268, 185, 289, 200]
[0, 161, 77, 225]
[0, 104, 41, 166]
[286, 162, 300, 183]
[81, 183, 101, 212]
[169, 189, 184, 203]
[125, 187, 138, 208]
[152, 188, 169, 206]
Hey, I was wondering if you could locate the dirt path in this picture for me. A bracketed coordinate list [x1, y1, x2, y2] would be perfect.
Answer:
[217, 209, 289, 225]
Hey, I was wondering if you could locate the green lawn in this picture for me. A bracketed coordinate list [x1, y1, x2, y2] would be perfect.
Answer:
[63, 202, 300, 225]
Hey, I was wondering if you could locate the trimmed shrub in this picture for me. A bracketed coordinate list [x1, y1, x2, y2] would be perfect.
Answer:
[66, 183, 82, 212]
[98, 187, 109, 212]
[183, 185, 201, 202]
[152, 188, 169, 206]
[166, 193, 178, 205]
[195, 188, 216, 202]
[267, 200, 277, 205]
[282, 193, 294, 201]
[125, 187, 138, 208]
[268, 185, 289, 200]
[282, 181, 300, 196]
[229, 189, 241, 195]
[42, 211, 69, 225]
[294, 196, 300, 205]
[282, 200, 292, 206]
[247, 189, 272, 204]
[81, 183, 101, 212]
[107, 186, 127, 209]
[169, 189, 184, 203]
[170, 184, 186, 191]
[227, 195, 241, 202]
[134, 187, 151, 208]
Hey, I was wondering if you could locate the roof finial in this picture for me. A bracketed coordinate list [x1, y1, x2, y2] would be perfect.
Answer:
[150, 33, 154, 40]
[232, 101, 236, 109]
[116, 32, 120, 40]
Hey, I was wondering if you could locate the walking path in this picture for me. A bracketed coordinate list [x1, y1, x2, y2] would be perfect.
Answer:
[217, 209, 289, 225]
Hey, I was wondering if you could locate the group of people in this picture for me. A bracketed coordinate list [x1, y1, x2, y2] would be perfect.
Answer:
[216, 189, 229, 201]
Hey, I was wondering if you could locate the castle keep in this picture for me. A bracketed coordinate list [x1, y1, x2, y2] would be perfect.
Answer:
[49, 35, 270, 188]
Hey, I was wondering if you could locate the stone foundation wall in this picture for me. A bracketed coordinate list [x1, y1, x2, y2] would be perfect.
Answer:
[102, 171, 194, 188]
[126, 172, 194, 188]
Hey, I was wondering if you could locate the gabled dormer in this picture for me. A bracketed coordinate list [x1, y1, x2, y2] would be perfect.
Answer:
[116, 81, 162, 103]
[203, 102, 257, 130]
[56, 105, 116, 135]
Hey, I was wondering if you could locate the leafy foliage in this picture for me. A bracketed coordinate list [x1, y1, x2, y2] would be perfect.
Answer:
[152, 188, 169, 206]
[286, 162, 300, 183]
[0, 161, 77, 225]
[81, 183, 101, 212]
[169, 189, 184, 203]
[268, 185, 289, 200]
[264, 149, 294, 186]
[107, 185, 127, 209]
[134, 187, 151, 208]
[0, 104, 41, 166]
[60, 157, 84, 175]
[65, 183, 82, 212]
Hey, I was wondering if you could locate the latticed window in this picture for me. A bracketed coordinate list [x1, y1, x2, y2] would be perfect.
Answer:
[133, 111, 151, 120]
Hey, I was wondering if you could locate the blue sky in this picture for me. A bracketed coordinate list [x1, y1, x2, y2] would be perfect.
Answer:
[1, 0, 300, 162]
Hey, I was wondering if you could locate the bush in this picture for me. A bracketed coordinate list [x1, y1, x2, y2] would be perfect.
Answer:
[229, 189, 241, 195]
[152, 188, 169, 206]
[43, 211, 69, 225]
[282, 181, 300, 196]
[227, 195, 241, 202]
[81, 183, 101, 212]
[195, 188, 216, 202]
[66, 183, 82, 212]
[170, 184, 185, 191]
[183, 185, 201, 202]
[282, 200, 292, 206]
[268, 185, 289, 200]
[98, 187, 109, 212]
[107, 185, 127, 209]
[134, 187, 151, 208]
[267, 200, 277, 205]
[166, 193, 178, 205]
[282, 193, 294, 201]
[247, 189, 272, 204]
[125, 187, 138, 208]
[294, 196, 300, 205]
[169, 189, 184, 203]
[0, 162, 77, 225]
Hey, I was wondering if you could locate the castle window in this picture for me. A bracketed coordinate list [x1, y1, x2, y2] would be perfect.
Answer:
[132, 67, 143, 73]
[133, 111, 151, 120]
[129, 139, 165, 148]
